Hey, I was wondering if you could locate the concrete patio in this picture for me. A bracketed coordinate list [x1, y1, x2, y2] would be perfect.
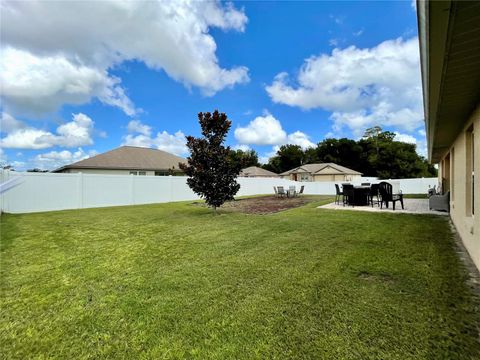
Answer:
[318, 198, 449, 216]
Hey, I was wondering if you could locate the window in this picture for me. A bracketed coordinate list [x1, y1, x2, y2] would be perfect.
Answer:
[466, 125, 474, 216]
[155, 171, 169, 176]
[300, 174, 309, 182]
[129, 171, 137, 175]
[138, 171, 146, 176]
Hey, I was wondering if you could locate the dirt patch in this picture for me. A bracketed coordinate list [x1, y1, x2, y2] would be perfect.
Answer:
[192, 195, 330, 214]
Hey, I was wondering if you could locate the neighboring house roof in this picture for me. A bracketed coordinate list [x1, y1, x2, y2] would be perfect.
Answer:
[52, 146, 187, 172]
[240, 166, 278, 177]
[280, 163, 362, 176]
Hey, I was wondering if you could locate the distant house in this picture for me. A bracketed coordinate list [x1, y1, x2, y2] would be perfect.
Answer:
[239, 166, 278, 178]
[280, 163, 362, 182]
[52, 146, 187, 176]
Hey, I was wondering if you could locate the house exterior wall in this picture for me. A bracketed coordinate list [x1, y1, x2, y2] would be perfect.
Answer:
[282, 173, 361, 182]
[242, 175, 279, 178]
[438, 105, 480, 270]
[313, 174, 361, 182]
[60, 169, 182, 176]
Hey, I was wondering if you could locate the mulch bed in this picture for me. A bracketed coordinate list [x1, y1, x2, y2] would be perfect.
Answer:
[193, 195, 322, 214]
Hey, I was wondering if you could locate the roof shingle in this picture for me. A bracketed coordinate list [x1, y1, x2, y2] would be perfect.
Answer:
[53, 146, 187, 172]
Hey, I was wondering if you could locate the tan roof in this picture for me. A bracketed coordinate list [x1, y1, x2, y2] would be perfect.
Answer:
[53, 146, 187, 172]
[240, 166, 278, 177]
[280, 163, 362, 176]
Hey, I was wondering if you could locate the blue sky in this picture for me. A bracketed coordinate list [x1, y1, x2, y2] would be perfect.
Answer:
[0, 0, 424, 170]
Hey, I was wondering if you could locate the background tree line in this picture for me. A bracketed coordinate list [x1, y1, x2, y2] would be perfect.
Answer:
[230, 127, 437, 179]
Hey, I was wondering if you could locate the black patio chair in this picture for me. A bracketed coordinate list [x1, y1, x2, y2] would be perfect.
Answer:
[378, 181, 404, 210]
[361, 182, 371, 186]
[369, 183, 381, 207]
[334, 184, 343, 204]
[277, 186, 286, 198]
[342, 184, 355, 207]
[298, 185, 305, 196]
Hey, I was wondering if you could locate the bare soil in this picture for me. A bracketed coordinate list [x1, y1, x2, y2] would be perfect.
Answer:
[193, 195, 331, 214]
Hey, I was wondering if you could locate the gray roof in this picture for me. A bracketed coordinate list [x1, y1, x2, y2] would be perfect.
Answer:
[52, 146, 187, 172]
[280, 163, 362, 176]
[240, 166, 278, 177]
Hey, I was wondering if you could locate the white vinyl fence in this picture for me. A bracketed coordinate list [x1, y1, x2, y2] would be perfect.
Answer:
[0, 170, 437, 214]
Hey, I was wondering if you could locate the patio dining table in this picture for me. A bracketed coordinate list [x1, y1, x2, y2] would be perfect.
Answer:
[351, 185, 371, 206]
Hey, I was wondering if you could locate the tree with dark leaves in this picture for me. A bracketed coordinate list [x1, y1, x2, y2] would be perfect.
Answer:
[228, 149, 260, 169]
[180, 111, 241, 213]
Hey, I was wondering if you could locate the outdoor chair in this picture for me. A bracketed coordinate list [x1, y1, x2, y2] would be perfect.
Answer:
[378, 181, 404, 210]
[288, 186, 296, 197]
[368, 183, 381, 207]
[342, 184, 355, 207]
[273, 186, 278, 197]
[429, 191, 450, 212]
[277, 186, 286, 198]
[361, 182, 371, 186]
[334, 184, 343, 204]
[298, 185, 305, 196]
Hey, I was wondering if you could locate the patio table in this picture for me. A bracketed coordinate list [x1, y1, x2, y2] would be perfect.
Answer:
[352, 185, 370, 206]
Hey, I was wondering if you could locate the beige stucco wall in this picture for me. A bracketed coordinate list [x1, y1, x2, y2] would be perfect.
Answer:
[313, 174, 361, 182]
[438, 105, 480, 270]
[283, 173, 361, 182]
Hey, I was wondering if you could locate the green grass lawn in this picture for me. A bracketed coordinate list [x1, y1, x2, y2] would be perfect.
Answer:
[1, 197, 479, 359]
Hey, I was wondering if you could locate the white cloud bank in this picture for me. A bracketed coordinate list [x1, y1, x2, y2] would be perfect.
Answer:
[234, 112, 315, 149]
[266, 37, 423, 137]
[33, 148, 98, 170]
[123, 120, 188, 156]
[0, 113, 95, 149]
[0, 0, 249, 116]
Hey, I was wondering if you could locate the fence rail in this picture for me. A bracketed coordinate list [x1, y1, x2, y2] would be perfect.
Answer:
[0, 170, 437, 214]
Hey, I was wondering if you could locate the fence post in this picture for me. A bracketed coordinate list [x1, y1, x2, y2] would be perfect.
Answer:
[78, 172, 84, 209]
[0, 170, 6, 213]
[131, 174, 135, 205]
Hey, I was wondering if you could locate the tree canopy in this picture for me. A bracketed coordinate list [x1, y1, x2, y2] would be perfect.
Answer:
[228, 149, 260, 169]
[262, 128, 437, 179]
[180, 111, 241, 211]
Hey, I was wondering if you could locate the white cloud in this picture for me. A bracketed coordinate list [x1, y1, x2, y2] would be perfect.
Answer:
[0, 148, 6, 164]
[394, 131, 427, 157]
[329, 39, 339, 47]
[0, 1, 249, 116]
[0, 47, 136, 117]
[259, 146, 280, 165]
[353, 28, 364, 37]
[232, 144, 251, 151]
[287, 131, 315, 149]
[234, 112, 315, 151]
[394, 132, 416, 144]
[32, 148, 98, 170]
[127, 120, 152, 137]
[266, 37, 423, 136]
[0, 113, 95, 149]
[0, 112, 26, 133]
[123, 120, 188, 156]
[234, 113, 287, 146]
